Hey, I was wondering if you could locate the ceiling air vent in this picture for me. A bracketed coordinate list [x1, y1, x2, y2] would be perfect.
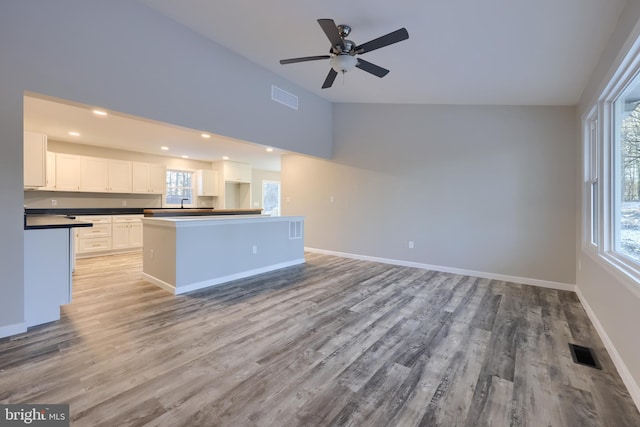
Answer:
[271, 85, 298, 110]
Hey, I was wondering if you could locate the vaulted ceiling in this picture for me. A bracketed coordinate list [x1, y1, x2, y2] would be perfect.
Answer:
[138, 0, 627, 105]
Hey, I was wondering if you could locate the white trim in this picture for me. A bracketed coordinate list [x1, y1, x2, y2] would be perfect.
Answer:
[0, 322, 27, 339]
[142, 258, 306, 295]
[575, 287, 640, 411]
[305, 247, 575, 292]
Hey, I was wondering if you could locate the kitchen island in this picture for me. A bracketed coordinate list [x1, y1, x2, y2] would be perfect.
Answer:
[141, 215, 304, 294]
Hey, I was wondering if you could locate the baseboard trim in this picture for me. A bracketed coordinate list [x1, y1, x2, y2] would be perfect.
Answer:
[142, 258, 307, 295]
[0, 322, 27, 339]
[576, 287, 640, 411]
[304, 247, 576, 292]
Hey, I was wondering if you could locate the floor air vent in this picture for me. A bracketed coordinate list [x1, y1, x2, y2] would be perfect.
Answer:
[569, 343, 602, 369]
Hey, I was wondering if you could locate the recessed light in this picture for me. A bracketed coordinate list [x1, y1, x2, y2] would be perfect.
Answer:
[68, 131, 80, 136]
[222, 156, 230, 160]
[181, 155, 189, 159]
[92, 109, 108, 116]
[201, 133, 211, 139]
[161, 146, 169, 151]
[265, 147, 274, 152]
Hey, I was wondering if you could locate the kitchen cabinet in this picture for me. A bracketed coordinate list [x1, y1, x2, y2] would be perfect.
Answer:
[149, 164, 166, 194]
[113, 215, 143, 249]
[43, 151, 56, 190]
[75, 215, 112, 256]
[24, 131, 47, 188]
[108, 159, 132, 192]
[223, 161, 251, 183]
[196, 169, 219, 196]
[132, 162, 165, 194]
[80, 156, 109, 192]
[55, 153, 81, 191]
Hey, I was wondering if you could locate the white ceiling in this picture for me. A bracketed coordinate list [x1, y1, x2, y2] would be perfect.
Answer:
[138, 0, 627, 105]
[23, 95, 282, 171]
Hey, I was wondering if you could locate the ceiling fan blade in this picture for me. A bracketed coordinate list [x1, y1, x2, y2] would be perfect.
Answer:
[322, 68, 338, 89]
[318, 19, 344, 50]
[356, 59, 389, 78]
[356, 28, 409, 54]
[280, 55, 331, 65]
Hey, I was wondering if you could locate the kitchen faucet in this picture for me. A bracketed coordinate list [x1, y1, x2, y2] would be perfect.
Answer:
[180, 198, 188, 209]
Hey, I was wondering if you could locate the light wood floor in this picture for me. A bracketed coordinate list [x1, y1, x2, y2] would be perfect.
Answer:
[1, 252, 639, 426]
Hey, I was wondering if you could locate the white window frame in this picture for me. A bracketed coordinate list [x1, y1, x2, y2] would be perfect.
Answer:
[164, 169, 195, 208]
[583, 28, 640, 294]
[583, 107, 599, 252]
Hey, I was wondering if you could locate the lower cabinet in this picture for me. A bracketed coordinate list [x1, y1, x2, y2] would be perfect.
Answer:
[76, 215, 143, 257]
[113, 216, 143, 249]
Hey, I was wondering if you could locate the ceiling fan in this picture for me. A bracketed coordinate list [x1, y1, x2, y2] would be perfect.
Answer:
[279, 19, 409, 89]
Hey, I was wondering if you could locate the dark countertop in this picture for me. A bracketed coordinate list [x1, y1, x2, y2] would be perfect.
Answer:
[143, 208, 263, 217]
[25, 215, 94, 230]
[25, 208, 147, 216]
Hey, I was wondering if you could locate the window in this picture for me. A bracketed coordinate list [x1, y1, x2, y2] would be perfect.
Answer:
[585, 113, 599, 247]
[615, 86, 640, 261]
[584, 30, 640, 283]
[262, 180, 281, 216]
[165, 170, 193, 206]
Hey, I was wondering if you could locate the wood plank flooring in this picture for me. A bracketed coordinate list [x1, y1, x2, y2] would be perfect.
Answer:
[1, 252, 639, 426]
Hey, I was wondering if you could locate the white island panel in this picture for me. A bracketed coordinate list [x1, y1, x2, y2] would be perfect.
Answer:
[142, 216, 304, 294]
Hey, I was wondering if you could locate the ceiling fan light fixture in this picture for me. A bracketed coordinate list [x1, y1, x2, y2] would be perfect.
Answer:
[330, 54, 357, 73]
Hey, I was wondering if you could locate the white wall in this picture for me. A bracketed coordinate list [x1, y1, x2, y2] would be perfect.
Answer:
[0, 0, 332, 336]
[282, 103, 576, 285]
[576, 0, 640, 404]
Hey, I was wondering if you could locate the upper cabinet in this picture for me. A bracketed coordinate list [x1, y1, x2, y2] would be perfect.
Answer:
[223, 161, 251, 183]
[43, 151, 56, 190]
[196, 169, 219, 196]
[132, 162, 165, 194]
[108, 159, 132, 193]
[55, 153, 81, 191]
[28, 149, 165, 195]
[24, 131, 47, 188]
[80, 156, 109, 192]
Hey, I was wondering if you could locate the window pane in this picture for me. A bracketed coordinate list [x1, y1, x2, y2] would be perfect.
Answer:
[618, 97, 640, 260]
[262, 181, 280, 216]
[165, 170, 193, 205]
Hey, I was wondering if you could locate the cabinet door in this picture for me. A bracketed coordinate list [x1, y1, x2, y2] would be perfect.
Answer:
[197, 169, 219, 196]
[43, 151, 56, 190]
[108, 160, 132, 193]
[80, 156, 109, 192]
[148, 164, 166, 194]
[224, 161, 251, 183]
[112, 223, 129, 249]
[129, 222, 143, 247]
[55, 153, 81, 191]
[132, 162, 150, 193]
[24, 131, 47, 187]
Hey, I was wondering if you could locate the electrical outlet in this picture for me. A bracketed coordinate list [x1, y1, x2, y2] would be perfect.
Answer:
[252, 245, 258, 254]
[150, 249, 154, 259]
[330, 196, 334, 203]
[408, 241, 414, 249]
[51, 199, 57, 207]
[122, 200, 127, 206]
